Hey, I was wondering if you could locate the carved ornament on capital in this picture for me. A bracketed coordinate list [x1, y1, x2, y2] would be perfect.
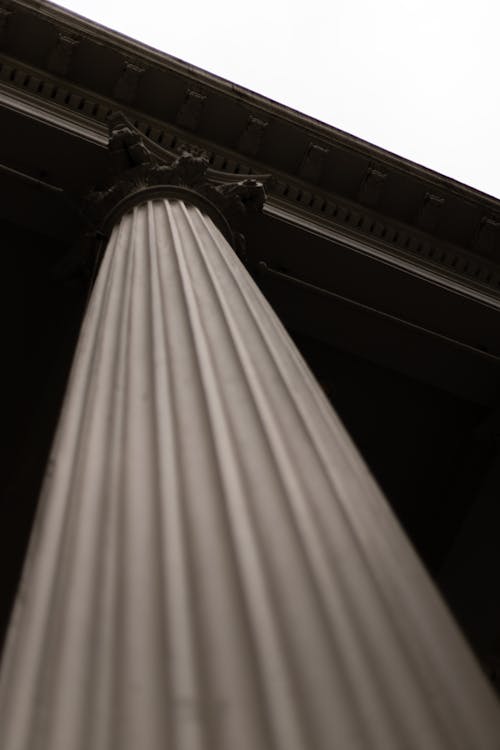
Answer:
[88, 112, 269, 248]
[53, 112, 270, 283]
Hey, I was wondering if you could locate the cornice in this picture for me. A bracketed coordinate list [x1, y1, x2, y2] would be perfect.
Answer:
[0, 76, 107, 142]
[264, 200, 500, 313]
[1, 39, 500, 298]
[3, 1, 498, 208]
[1, 3, 497, 199]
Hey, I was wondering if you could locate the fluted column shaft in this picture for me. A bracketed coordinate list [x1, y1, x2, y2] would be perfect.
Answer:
[0, 198, 499, 749]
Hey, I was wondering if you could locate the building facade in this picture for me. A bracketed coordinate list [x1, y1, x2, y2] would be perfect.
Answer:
[1, 1, 500, 747]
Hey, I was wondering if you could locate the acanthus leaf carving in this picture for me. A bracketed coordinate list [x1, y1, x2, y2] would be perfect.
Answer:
[89, 112, 268, 238]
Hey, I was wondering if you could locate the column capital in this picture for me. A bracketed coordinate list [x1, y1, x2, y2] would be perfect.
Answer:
[88, 112, 269, 248]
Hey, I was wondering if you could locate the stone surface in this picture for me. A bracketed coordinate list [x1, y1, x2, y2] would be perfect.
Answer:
[46, 33, 79, 76]
[176, 88, 206, 132]
[112, 61, 145, 104]
[474, 216, 500, 259]
[237, 114, 268, 156]
[91, 112, 267, 232]
[298, 143, 329, 183]
[1, 197, 499, 749]
[358, 164, 387, 207]
[418, 192, 445, 232]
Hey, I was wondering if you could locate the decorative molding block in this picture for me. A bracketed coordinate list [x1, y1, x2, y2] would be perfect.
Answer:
[0, 7, 12, 36]
[298, 143, 329, 183]
[46, 33, 79, 77]
[112, 60, 145, 104]
[474, 216, 500, 259]
[176, 88, 206, 131]
[418, 192, 445, 232]
[237, 114, 268, 156]
[358, 165, 387, 207]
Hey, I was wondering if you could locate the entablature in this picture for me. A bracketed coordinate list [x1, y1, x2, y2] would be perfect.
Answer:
[0, 48, 499, 301]
[0, 0, 499, 285]
[0, 0, 499, 407]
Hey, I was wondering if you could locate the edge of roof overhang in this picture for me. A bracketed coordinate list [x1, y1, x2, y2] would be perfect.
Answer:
[1, 0, 500, 297]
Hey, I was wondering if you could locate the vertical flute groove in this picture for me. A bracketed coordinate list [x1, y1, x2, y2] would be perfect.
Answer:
[199, 211, 483, 745]
[168, 201, 309, 750]
[183, 206, 404, 748]
[182, 205, 436, 748]
[0, 224, 122, 750]
[84, 214, 135, 750]
[1, 198, 499, 750]
[146, 201, 173, 748]
[164, 199, 218, 750]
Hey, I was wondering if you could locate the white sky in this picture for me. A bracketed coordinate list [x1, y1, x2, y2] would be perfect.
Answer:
[54, 0, 500, 199]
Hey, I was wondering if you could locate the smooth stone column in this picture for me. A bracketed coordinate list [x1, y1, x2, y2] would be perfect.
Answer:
[0, 197, 499, 750]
